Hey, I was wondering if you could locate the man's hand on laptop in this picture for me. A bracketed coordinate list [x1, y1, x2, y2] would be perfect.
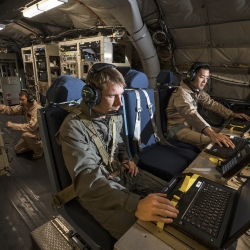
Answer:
[135, 193, 179, 223]
[203, 127, 235, 148]
[231, 112, 250, 121]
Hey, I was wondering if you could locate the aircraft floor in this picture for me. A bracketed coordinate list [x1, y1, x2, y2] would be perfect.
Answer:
[0, 114, 57, 250]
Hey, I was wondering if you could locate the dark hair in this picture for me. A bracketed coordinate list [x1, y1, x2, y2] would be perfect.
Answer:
[194, 63, 210, 74]
[186, 62, 210, 82]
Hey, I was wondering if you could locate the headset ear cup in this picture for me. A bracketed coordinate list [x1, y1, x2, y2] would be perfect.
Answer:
[28, 94, 34, 103]
[186, 69, 195, 82]
[82, 84, 101, 107]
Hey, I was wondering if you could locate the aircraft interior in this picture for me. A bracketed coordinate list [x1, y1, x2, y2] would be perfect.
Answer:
[0, 0, 250, 249]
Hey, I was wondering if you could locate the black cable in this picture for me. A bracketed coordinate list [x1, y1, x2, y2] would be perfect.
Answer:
[142, 10, 158, 20]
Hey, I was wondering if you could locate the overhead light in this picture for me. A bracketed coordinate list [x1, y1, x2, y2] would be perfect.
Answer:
[22, 0, 68, 18]
[0, 24, 5, 30]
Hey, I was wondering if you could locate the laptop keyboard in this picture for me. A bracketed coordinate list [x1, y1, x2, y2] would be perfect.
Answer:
[222, 137, 247, 156]
[182, 183, 231, 238]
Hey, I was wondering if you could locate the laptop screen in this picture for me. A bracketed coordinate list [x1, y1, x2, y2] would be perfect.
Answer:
[224, 177, 250, 247]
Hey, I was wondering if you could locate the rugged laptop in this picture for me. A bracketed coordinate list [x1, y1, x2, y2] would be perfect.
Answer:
[216, 142, 250, 179]
[161, 173, 250, 250]
[204, 135, 248, 159]
[225, 118, 250, 132]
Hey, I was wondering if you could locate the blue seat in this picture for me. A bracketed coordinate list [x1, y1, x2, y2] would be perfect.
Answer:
[46, 75, 85, 104]
[156, 70, 175, 87]
[38, 76, 116, 250]
[122, 70, 198, 181]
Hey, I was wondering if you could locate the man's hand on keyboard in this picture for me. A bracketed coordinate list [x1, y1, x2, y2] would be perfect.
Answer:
[135, 193, 179, 223]
[203, 127, 235, 148]
[231, 113, 250, 121]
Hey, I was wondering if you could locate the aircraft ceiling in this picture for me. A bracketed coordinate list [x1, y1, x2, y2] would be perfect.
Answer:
[0, 0, 250, 100]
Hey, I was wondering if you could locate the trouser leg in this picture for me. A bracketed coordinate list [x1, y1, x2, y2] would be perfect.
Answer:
[99, 170, 167, 239]
[174, 127, 211, 150]
[14, 138, 31, 154]
[21, 132, 43, 154]
[120, 169, 167, 198]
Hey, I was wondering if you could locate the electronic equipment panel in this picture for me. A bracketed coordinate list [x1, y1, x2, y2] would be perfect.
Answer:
[216, 142, 250, 179]
[32, 44, 60, 106]
[58, 40, 80, 78]
[59, 37, 131, 80]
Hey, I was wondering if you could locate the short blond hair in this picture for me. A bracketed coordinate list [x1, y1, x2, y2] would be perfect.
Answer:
[86, 67, 126, 90]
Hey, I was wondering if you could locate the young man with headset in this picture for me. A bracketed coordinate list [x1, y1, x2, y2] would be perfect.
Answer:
[0, 89, 43, 159]
[56, 63, 179, 239]
[166, 62, 250, 149]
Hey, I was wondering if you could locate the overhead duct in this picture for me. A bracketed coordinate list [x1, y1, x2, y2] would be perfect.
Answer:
[92, 0, 160, 88]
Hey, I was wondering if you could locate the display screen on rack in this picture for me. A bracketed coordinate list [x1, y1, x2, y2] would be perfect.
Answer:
[80, 41, 100, 62]
[37, 61, 46, 70]
[38, 71, 48, 81]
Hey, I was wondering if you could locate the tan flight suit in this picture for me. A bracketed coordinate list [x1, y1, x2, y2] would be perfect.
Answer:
[0, 101, 43, 154]
[166, 81, 233, 149]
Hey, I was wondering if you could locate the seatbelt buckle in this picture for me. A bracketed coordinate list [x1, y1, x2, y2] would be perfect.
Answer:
[51, 193, 62, 210]
[147, 104, 153, 116]
[136, 107, 142, 120]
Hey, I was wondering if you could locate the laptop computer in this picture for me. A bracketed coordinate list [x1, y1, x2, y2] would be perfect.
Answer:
[225, 118, 250, 132]
[161, 173, 250, 250]
[216, 142, 250, 179]
[204, 135, 248, 159]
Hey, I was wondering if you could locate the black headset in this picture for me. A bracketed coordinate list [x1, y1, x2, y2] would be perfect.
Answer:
[81, 63, 116, 107]
[186, 62, 210, 82]
[21, 89, 34, 103]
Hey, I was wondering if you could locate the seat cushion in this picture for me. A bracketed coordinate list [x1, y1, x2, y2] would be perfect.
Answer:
[137, 144, 197, 181]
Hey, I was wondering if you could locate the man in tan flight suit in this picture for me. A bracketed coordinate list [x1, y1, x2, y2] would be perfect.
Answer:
[0, 89, 43, 159]
[166, 62, 250, 150]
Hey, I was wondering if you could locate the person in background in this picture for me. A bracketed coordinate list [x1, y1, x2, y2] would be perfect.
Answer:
[0, 89, 43, 159]
[166, 62, 250, 150]
[56, 63, 179, 239]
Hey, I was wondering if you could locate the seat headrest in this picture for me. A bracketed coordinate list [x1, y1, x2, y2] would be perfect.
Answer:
[156, 70, 175, 86]
[124, 69, 148, 89]
[46, 75, 86, 103]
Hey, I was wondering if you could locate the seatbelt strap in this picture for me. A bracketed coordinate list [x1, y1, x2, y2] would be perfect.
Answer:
[157, 173, 200, 229]
[167, 122, 188, 138]
[134, 90, 142, 151]
[51, 184, 76, 208]
[76, 108, 117, 170]
[109, 116, 118, 168]
[60, 103, 118, 167]
[54, 103, 118, 207]
[141, 89, 160, 142]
